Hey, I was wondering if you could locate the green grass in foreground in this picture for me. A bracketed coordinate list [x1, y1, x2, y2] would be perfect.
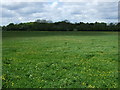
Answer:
[2, 31, 118, 88]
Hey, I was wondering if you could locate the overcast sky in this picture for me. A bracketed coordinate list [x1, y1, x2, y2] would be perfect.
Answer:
[1, 0, 119, 26]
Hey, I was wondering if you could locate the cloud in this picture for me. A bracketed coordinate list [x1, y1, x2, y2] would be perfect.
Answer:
[1, 1, 118, 26]
[2, 2, 27, 10]
[2, 8, 18, 17]
[59, 0, 119, 2]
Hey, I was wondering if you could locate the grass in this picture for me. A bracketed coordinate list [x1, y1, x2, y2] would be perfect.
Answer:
[2, 31, 118, 88]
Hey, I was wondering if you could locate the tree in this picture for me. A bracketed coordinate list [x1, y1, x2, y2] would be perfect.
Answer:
[2, 19, 119, 31]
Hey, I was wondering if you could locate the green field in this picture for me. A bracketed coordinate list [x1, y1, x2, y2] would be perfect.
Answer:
[2, 31, 118, 88]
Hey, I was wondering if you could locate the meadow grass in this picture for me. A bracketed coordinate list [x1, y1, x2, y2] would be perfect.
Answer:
[2, 31, 118, 88]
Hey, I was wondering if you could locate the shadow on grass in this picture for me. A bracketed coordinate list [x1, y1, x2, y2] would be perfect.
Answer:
[2, 31, 117, 38]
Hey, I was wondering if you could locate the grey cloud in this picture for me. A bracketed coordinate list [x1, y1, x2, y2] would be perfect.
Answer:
[96, 2, 118, 20]
[2, 8, 17, 17]
[2, 2, 27, 10]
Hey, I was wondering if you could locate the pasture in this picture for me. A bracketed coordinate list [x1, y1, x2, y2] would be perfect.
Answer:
[2, 31, 118, 88]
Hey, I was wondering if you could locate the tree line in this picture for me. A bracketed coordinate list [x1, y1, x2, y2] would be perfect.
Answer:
[2, 19, 120, 31]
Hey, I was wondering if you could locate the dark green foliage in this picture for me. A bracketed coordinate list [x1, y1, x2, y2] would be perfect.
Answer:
[2, 20, 120, 31]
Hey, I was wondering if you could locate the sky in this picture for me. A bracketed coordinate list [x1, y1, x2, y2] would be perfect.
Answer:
[1, 0, 119, 26]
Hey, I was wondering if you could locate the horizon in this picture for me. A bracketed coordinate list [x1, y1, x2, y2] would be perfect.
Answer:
[1, 19, 119, 27]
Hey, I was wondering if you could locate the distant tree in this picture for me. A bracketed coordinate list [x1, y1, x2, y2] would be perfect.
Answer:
[2, 19, 119, 31]
[6, 23, 15, 31]
[35, 19, 53, 24]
